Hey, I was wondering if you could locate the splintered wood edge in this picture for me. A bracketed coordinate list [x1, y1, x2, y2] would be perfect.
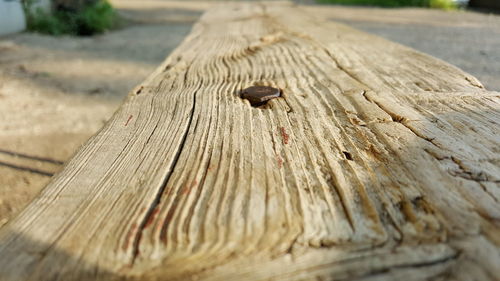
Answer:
[0, 2, 498, 281]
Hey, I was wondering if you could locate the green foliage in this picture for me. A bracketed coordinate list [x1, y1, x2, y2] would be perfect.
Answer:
[78, 1, 117, 35]
[429, 0, 457, 9]
[316, 0, 457, 9]
[24, 0, 118, 36]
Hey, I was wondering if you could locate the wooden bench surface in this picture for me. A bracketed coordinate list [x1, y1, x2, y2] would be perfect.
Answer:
[0, 2, 499, 280]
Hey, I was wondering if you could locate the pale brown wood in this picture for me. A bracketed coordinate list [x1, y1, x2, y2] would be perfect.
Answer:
[0, 2, 498, 280]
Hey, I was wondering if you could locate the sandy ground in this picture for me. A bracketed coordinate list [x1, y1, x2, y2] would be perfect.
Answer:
[0, 0, 499, 228]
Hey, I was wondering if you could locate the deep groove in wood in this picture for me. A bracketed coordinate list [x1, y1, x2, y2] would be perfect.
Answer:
[131, 87, 199, 265]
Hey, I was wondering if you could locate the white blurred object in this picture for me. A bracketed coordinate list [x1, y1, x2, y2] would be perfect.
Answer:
[0, 0, 26, 36]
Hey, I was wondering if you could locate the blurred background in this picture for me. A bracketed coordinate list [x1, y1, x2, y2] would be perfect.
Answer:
[0, 0, 499, 227]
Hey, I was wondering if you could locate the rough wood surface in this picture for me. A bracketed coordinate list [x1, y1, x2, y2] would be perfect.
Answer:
[0, 2, 498, 280]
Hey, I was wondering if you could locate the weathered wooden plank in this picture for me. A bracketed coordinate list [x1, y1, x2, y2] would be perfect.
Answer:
[0, 2, 498, 281]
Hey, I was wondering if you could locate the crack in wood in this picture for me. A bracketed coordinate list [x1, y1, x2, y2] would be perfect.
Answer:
[131, 86, 199, 265]
[361, 91, 441, 145]
[356, 250, 460, 280]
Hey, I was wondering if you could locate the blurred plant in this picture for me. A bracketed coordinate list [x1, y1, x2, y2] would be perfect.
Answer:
[22, 0, 118, 36]
[316, 0, 458, 9]
[429, 0, 457, 9]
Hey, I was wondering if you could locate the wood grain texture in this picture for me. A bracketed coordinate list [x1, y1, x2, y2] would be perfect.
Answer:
[0, 2, 498, 280]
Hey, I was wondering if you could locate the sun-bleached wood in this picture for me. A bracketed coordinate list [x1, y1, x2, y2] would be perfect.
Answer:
[0, 2, 498, 280]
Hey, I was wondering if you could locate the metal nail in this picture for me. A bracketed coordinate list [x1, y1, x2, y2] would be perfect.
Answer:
[240, 86, 281, 106]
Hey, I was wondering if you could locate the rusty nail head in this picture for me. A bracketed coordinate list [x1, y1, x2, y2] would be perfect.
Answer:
[241, 86, 281, 106]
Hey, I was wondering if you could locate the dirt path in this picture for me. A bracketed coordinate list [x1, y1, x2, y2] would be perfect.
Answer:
[0, 1, 498, 228]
